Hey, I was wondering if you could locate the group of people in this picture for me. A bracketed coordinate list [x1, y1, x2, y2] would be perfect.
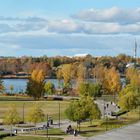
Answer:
[66, 125, 78, 136]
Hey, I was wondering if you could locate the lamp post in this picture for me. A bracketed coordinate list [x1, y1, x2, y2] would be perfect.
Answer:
[22, 103, 25, 123]
[46, 114, 48, 138]
[58, 102, 60, 127]
[139, 105, 140, 120]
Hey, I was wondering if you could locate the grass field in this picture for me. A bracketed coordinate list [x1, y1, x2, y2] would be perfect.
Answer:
[2, 136, 63, 140]
[0, 100, 70, 121]
[28, 128, 66, 136]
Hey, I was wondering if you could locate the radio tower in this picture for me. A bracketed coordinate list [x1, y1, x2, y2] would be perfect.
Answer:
[134, 39, 137, 59]
[134, 39, 137, 67]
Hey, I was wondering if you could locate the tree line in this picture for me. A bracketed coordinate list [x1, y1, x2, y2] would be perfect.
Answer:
[0, 54, 139, 78]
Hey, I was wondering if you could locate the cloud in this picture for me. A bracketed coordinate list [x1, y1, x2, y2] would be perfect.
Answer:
[0, 24, 13, 33]
[47, 19, 83, 33]
[72, 7, 140, 24]
[0, 16, 47, 22]
[47, 19, 140, 35]
[1, 8, 140, 35]
[0, 18, 140, 35]
[0, 32, 139, 57]
[82, 22, 140, 34]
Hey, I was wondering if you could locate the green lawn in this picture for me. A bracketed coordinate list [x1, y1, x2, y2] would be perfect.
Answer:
[76, 108, 140, 137]
[0, 95, 34, 101]
[28, 128, 67, 136]
[0, 100, 70, 121]
[2, 136, 63, 140]
[97, 95, 118, 103]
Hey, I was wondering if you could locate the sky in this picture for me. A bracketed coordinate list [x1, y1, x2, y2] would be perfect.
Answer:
[0, 0, 140, 57]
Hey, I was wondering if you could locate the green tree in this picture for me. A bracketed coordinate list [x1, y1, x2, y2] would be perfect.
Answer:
[4, 105, 20, 136]
[78, 82, 102, 97]
[9, 85, 14, 95]
[65, 96, 101, 122]
[27, 103, 45, 133]
[44, 81, 55, 95]
[126, 68, 140, 91]
[119, 85, 140, 111]
[26, 69, 45, 100]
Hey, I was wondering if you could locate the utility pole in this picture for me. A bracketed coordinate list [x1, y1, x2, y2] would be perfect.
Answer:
[23, 103, 25, 123]
[139, 105, 140, 120]
[58, 102, 60, 127]
[134, 39, 137, 67]
[46, 114, 48, 138]
[134, 39, 137, 60]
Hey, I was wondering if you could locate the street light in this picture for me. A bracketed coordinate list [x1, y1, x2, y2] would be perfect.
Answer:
[22, 103, 25, 123]
[58, 102, 60, 127]
[46, 114, 49, 138]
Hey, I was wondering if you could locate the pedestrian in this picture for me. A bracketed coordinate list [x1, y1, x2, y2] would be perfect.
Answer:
[73, 129, 78, 136]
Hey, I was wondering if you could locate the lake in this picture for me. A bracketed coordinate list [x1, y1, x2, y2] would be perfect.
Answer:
[2, 78, 125, 93]
[2, 79, 94, 93]
[2, 79, 60, 93]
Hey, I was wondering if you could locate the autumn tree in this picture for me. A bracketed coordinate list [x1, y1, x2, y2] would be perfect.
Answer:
[92, 65, 106, 87]
[44, 81, 55, 95]
[0, 79, 4, 93]
[56, 68, 63, 89]
[104, 67, 121, 95]
[4, 105, 21, 136]
[26, 69, 45, 100]
[61, 64, 72, 86]
[28, 104, 45, 134]
[76, 64, 87, 88]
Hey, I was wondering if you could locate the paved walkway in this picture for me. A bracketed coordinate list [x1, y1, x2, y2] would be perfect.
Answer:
[89, 122, 140, 140]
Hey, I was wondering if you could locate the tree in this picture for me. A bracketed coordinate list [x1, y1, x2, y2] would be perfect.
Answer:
[4, 105, 20, 136]
[9, 85, 14, 95]
[104, 67, 121, 95]
[61, 64, 72, 86]
[65, 96, 101, 122]
[126, 68, 140, 90]
[26, 69, 45, 100]
[44, 81, 55, 95]
[56, 68, 63, 89]
[78, 82, 102, 97]
[27, 103, 45, 133]
[0, 79, 4, 94]
[119, 85, 140, 111]
[76, 64, 86, 83]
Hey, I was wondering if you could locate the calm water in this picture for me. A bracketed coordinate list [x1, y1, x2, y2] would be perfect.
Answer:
[3, 78, 124, 93]
[3, 79, 59, 93]
[2, 79, 93, 93]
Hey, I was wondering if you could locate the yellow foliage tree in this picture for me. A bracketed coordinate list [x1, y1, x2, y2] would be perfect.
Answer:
[104, 67, 121, 95]
[61, 64, 72, 86]
[26, 69, 45, 100]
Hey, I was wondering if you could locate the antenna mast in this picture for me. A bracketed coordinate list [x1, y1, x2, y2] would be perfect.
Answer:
[134, 39, 137, 59]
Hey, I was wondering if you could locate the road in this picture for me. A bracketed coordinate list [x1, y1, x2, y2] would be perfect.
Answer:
[89, 121, 140, 140]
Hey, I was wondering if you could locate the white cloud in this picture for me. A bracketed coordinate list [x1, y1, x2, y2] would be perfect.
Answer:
[47, 19, 83, 33]
[73, 7, 140, 24]
[0, 9, 140, 35]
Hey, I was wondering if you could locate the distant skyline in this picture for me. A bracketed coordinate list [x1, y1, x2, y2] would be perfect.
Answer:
[0, 0, 140, 57]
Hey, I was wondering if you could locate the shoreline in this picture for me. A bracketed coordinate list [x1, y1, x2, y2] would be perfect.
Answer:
[1, 76, 56, 79]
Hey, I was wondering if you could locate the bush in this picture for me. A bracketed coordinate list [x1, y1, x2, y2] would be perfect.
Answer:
[0, 133, 15, 138]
